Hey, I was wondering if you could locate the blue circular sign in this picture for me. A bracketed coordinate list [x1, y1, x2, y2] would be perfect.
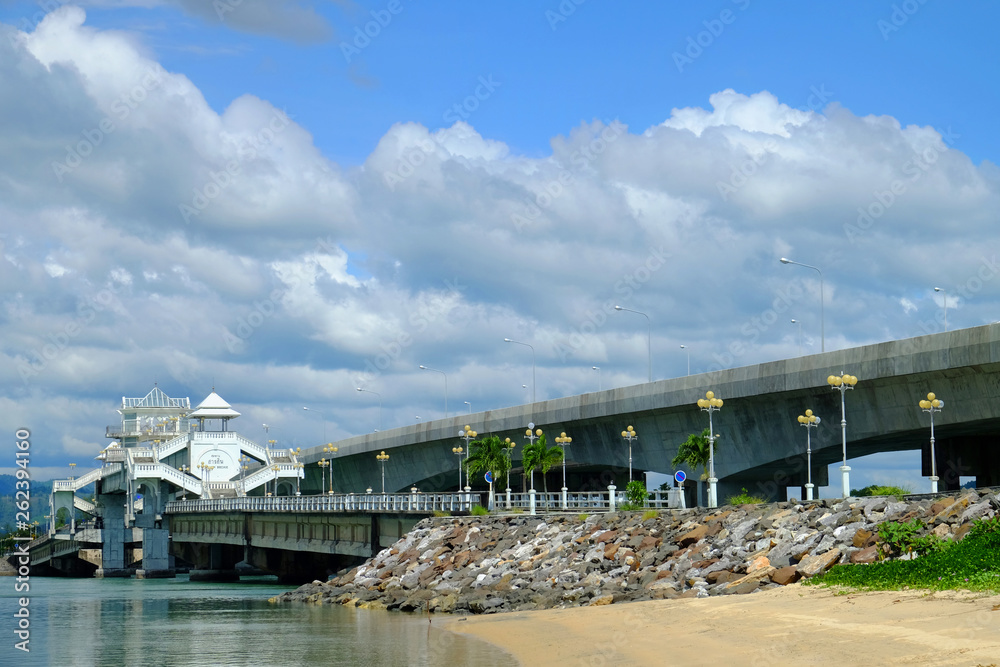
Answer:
[674, 470, 687, 483]
[484, 471, 494, 483]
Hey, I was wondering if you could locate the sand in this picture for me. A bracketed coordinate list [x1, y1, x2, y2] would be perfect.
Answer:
[444, 585, 1000, 666]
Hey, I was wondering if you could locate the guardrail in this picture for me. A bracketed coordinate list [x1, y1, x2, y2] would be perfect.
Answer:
[165, 492, 482, 514]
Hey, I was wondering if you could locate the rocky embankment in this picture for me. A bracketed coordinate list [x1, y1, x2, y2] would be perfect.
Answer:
[271, 488, 1000, 614]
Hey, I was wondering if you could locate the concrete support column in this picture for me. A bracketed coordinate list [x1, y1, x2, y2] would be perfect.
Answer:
[137, 527, 174, 579]
[95, 495, 129, 578]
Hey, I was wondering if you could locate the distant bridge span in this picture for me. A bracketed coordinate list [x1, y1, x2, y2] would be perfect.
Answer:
[302, 325, 1000, 500]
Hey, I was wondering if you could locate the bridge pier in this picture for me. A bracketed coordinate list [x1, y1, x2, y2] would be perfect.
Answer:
[187, 543, 241, 582]
[95, 495, 130, 578]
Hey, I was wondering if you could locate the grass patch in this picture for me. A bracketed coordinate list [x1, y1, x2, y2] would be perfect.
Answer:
[641, 510, 658, 521]
[726, 488, 766, 505]
[851, 484, 913, 498]
[809, 517, 1000, 592]
[577, 513, 589, 522]
[470, 505, 489, 516]
[432, 510, 450, 518]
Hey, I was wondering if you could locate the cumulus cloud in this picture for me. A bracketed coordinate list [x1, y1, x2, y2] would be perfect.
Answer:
[2, 10, 999, 473]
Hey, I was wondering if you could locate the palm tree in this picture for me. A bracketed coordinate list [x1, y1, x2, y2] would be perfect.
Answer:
[671, 428, 719, 507]
[523, 434, 564, 508]
[463, 435, 512, 508]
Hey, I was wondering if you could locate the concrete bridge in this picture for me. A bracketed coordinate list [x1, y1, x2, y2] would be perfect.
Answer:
[301, 325, 1000, 502]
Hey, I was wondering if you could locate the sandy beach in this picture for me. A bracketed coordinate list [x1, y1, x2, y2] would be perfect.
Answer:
[445, 585, 1000, 666]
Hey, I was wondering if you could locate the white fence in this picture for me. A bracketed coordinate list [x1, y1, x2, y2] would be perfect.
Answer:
[165, 492, 481, 514]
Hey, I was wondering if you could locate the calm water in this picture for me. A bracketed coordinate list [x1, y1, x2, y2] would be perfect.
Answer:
[0, 575, 512, 667]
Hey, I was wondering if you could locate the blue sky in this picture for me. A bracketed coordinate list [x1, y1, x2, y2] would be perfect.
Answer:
[1, 0, 999, 496]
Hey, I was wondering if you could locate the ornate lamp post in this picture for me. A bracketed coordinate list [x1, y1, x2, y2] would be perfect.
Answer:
[376, 451, 390, 494]
[69, 462, 76, 483]
[503, 437, 516, 508]
[919, 392, 944, 492]
[452, 446, 464, 491]
[796, 409, 821, 500]
[270, 464, 280, 496]
[459, 426, 477, 492]
[318, 458, 330, 494]
[239, 455, 250, 496]
[179, 465, 190, 500]
[323, 443, 338, 494]
[696, 391, 723, 508]
[620, 425, 638, 482]
[523, 423, 541, 490]
[827, 372, 859, 497]
[294, 462, 304, 496]
[555, 432, 572, 509]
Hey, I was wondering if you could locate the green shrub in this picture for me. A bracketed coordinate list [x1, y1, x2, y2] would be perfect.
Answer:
[851, 484, 912, 498]
[727, 487, 766, 505]
[432, 510, 450, 518]
[810, 516, 1000, 592]
[625, 480, 647, 508]
[470, 505, 489, 516]
[876, 519, 944, 560]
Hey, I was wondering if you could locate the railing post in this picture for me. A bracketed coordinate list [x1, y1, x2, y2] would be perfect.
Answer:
[528, 489, 536, 516]
[608, 484, 617, 512]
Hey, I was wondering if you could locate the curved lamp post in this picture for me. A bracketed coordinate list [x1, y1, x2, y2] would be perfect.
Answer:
[419, 365, 448, 418]
[780, 257, 825, 353]
[696, 391, 723, 508]
[827, 372, 858, 497]
[620, 425, 638, 483]
[796, 409, 821, 500]
[555, 432, 572, 509]
[302, 407, 328, 443]
[504, 338, 535, 403]
[614, 305, 651, 382]
[592, 366, 601, 391]
[680, 345, 690, 376]
[376, 451, 390, 494]
[790, 319, 802, 356]
[355, 388, 382, 431]
[919, 392, 944, 493]
[934, 287, 948, 332]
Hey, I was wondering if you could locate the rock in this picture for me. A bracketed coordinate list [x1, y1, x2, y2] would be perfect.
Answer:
[589, 594, 615, 606]
[747, 555, 770, 573]
[468, 597, 505, 614]
[960, 501, 991, 524]
[852, 528, 873, 548]
[770, 566, 800, 586]
[676, 524, 708, 547]
[796, 548, 842, 577]
[850, 546, 878, 564]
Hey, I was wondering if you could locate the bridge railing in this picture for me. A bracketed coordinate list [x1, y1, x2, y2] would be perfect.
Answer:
[164, 492, 482, 514]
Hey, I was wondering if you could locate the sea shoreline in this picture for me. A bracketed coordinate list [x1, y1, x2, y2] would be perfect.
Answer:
[443, 584, 1000, 666]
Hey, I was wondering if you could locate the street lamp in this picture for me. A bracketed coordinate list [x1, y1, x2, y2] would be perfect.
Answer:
[679, 345, 690, 376]
[934, 287, 948, 332]
[790, 319, 803, 356]
[239, 455, 250, 496]
[323, 443, 338, 494]
[523, 423, 542, 491]
[452, 446, 464, 491]
[464, 401, 472, 414]
[620, 425, 638, 482]
[796, 409, 821, 500]
[827, 372, 859, 497]
[69, 462, 76, 482]
[270, 464, 280, 496]
[696, 391, 723, 508]
[418, 365, 448, 418]
[355, 388, 382, 431]
[919, 392, 944, 493]
[780, 257, 825, 353]
[376, 451, 390, 494]
[592, 366, 601, 391]
[614, 305, 651, 382]
[318, 458, 330, 495]
[459, 426, 477, 491]
[503, 437, 516, 506]
[302, 407, 328, 442]
[179, 465, 190, 500]
[504, 338, 536, 403]
[555, 432, 572, 509]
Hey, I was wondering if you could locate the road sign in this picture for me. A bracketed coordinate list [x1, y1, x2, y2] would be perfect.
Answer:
[485, 471, 494, 484]
[674, 470, 687, 484]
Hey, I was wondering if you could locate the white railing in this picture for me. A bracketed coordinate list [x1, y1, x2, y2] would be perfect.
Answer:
[240, 462, 300, 494]
[132, 463, 202, 495]
[73, 497, 97, 514]
[154, 434, 189, 460]
[52, 465, 115, 493]
[230, 433, 271, 462]
[164, 492, 481, 514]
